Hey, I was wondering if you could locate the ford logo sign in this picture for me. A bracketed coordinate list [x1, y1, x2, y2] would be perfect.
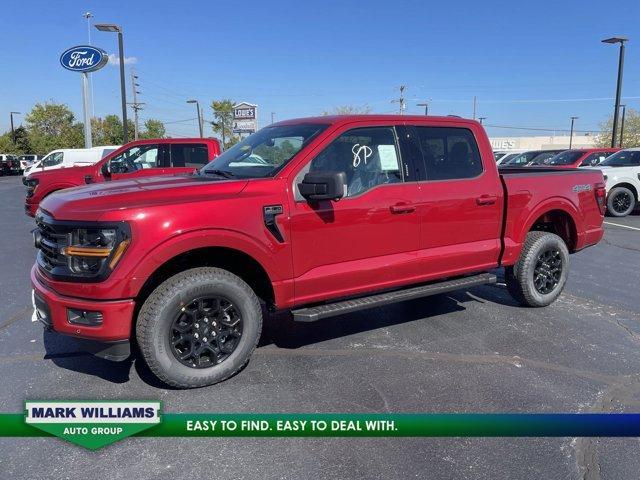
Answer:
[60, 45, 108, 73]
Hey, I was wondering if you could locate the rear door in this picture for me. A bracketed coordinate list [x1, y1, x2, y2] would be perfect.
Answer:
[398, 125, 503, 279]
[168, 143, 210, 174]
[288, 124, 421, 305]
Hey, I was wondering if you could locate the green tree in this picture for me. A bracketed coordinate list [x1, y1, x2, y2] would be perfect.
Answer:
[25, 102, 84, 153]
[141, 119, 166, 139]
[210, 99, 239, 149]
[91, 115, 135, 145]
[595, 108, 640, 148]
[322, 104, 371, 115]
[0, 126, 31, 154]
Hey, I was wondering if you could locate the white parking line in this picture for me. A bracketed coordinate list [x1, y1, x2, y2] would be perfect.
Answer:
[604, 221, 640, 231]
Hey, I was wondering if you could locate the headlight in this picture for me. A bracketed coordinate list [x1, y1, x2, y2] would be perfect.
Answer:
[62, 227, 130, 275]
[25, 178, 39, 197]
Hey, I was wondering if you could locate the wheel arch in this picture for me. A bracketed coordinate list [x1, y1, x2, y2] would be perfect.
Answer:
[609, 182, 638, 201]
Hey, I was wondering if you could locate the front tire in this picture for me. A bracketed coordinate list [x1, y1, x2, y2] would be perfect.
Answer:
[136, 267, 262, 388]
[505, 231, 569, 307]
[607, 186, 636, 217]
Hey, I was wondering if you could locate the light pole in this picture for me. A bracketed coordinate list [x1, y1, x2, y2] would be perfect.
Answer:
[187, 100, 203, 138]
[478, 117, 486, 125]
[569, 116, 578, 148]
[602, 36, 628, 147]
[619, 104, 626, 147]
[95, 23, 128, 144]
[417, 102, 429, 115]
[271, 112, 275, 124]
[9, 112, 20, 144]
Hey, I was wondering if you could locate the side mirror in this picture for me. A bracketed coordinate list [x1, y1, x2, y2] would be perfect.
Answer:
[298, 171, 346, 202]
[101, 161, 111, 179]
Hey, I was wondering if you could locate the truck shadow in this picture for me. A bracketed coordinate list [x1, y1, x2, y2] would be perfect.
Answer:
[261, 280, 518, 350]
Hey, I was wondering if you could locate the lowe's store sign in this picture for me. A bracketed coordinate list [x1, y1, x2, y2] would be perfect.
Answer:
[60, 45, 108, 73]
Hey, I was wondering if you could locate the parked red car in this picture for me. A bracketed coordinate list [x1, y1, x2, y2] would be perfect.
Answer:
[543, 148, 619, 168]
[24, 138, 221, 216]
[31, 115, 605, 387]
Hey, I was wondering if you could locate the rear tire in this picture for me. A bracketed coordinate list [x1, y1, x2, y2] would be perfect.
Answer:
[505, 231, 569, 307]
[607, 187, 636, 217]
[136, 267, 262, 388]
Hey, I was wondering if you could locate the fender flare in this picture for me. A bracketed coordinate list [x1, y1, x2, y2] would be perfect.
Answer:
[125, 227, 282, 297]
[517, 196, 582, 246]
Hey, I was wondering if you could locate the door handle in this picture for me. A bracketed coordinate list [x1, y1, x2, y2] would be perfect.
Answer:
[390, 203, 416, 214]
[476, 195, 497, 206]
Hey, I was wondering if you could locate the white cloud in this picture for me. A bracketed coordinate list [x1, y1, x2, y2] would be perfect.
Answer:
[107, 54, 137, 66]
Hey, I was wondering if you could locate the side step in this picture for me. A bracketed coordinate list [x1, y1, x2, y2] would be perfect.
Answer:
[292, 273, 496, 322]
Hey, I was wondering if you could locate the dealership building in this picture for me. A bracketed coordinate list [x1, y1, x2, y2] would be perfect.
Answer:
[489, 135, 597, 150]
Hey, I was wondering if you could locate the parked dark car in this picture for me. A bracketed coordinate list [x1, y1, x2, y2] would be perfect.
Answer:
[502, 150, 565, 167]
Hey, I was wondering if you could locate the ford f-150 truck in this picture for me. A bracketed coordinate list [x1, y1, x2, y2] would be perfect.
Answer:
[30, 115, 606, 388]
[24, 138, 221, 216]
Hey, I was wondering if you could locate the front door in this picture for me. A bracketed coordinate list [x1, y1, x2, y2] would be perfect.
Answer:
[109, 143, 169, 181]
[289, 125, 421, 306]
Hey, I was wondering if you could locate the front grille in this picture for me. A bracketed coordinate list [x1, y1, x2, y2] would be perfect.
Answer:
[35, 212, 69, 274]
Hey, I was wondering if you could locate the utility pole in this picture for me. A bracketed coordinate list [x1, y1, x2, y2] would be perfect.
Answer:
[473, 96, 477, 119]
[128, 69, 145, 140]
[619, 104, 626, 147]
[392, 85, 406, 115]
[478, 117, 486, 125]
[271, 112, 275, 124]
[186, 100, 203, 138]
[417, 102, 429, 115]
[569, 116, 578, 149]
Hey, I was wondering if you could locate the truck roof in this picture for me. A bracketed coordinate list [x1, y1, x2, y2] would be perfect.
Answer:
[275, 114, 481, 127]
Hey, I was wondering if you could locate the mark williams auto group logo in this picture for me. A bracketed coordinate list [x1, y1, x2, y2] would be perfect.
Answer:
[25, 401, 161, 450]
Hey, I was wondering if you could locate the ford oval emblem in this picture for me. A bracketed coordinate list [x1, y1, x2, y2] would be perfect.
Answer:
[60, 45, 109, 73]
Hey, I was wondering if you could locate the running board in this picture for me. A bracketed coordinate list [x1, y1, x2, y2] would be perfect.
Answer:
[292, 273, 496, 322]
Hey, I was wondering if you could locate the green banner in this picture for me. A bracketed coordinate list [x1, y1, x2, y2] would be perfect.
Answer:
[2, 411, 640, 450]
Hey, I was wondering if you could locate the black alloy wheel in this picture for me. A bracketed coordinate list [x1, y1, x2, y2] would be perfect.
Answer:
[532, 249, 563, 295]
[170, 296, 243, 368]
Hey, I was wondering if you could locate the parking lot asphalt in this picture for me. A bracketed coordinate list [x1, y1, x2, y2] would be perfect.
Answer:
[0, 174, 639, 479]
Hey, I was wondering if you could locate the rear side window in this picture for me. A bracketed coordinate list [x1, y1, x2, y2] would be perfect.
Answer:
[170, 144, 209, 168]
[414, 127, 482, 180]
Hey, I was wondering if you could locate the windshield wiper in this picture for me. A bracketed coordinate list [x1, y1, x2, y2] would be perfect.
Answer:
[203, 168, 235, 179]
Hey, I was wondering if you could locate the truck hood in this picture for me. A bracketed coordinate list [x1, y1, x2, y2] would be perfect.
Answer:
[40, 174, 249, 221]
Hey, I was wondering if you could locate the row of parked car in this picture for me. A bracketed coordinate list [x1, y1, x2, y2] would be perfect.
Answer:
[494, 147, 640, 217]
[0, 154, 43, 175]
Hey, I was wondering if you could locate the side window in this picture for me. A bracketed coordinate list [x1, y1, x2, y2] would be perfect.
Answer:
[43, 152, 64, 167]
[308, 127, 402, 197]
[170, 144, 209, 168]
[580, 152, 608, 167]
[415, 127, 483, 180]
[109, 144, 159, 173]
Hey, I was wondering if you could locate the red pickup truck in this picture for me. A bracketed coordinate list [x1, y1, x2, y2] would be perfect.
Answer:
[31, 115, 605, 388]
[24, 138, 221, 216]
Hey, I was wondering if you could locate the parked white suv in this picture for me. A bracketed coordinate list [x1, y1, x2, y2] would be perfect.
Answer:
[594, 148, 640, 217]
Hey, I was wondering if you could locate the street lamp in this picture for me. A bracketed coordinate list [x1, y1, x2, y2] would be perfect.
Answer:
[9, 112, 21, 144]
[478, 117, 486, 125]
[417, 102, 429, 115]
[95, 23, 128, 144]
[619, 104, 626, 148]
[602, 36, 628, 147]
[569, 116, 578, 148]
[187, 100, 203, 138]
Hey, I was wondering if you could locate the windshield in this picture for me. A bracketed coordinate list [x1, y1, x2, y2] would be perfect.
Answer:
[201, 124, 328, 179]
[600, 150, 640, 167]
[546, 150, 583, 165]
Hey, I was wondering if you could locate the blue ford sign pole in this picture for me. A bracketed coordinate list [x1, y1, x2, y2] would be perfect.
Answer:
[60, 45, 108, 148]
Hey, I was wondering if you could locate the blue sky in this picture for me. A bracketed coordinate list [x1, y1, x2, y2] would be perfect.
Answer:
[1, 0, 639, 139]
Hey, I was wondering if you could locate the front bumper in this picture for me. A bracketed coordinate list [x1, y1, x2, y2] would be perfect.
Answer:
[24, 199, 37, 217]
[31, 264, 135, 345]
